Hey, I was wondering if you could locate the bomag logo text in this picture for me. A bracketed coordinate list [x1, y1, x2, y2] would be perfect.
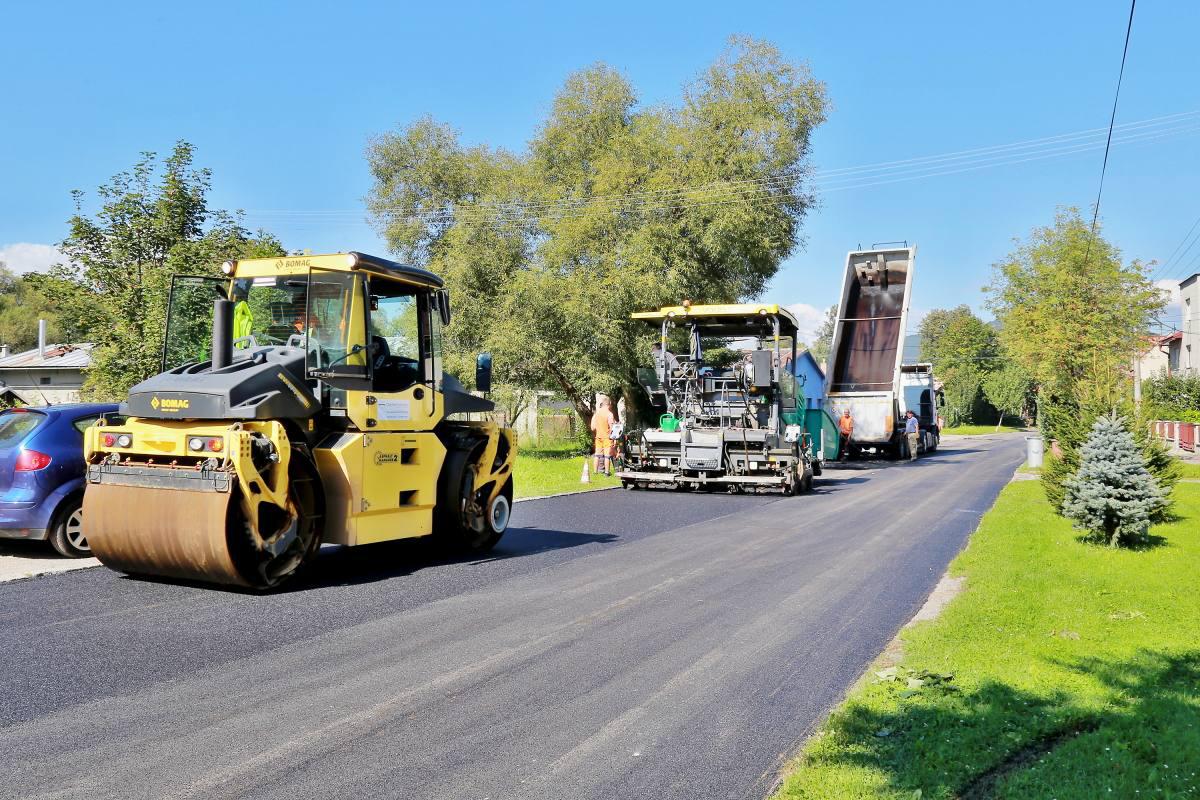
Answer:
[274, 258, 313, 270]
[151, 396, 189, 411]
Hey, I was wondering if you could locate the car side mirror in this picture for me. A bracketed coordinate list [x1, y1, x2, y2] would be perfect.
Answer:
[437, 289, 451, 326]
[475, 353, 493, 394]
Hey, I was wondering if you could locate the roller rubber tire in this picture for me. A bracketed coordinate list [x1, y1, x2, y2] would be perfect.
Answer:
[436, 445, 512, 554]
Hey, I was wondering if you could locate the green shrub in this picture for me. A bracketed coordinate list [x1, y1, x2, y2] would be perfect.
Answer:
[1143, 372, 1200, 419]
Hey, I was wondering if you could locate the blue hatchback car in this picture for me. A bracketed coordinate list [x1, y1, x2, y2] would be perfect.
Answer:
[0, 403, 120, 557]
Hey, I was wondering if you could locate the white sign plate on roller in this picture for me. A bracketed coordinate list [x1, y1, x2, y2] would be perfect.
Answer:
[376, 399, 411, 421]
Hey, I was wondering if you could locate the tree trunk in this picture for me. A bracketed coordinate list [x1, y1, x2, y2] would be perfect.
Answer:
[545, 361, 593, 428]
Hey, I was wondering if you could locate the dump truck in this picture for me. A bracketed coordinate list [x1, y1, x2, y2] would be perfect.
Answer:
[82, 252, 515, 589]
[617, 303, 836, 494]
[826, 245, 941, 457]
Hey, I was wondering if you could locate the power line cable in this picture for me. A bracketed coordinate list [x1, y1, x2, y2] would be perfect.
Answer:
[1083, 0, 1137, 266]
[245, 106, 1194, 225]
[1150, 211, 1200, 280]
[251, 120, 1199, 235]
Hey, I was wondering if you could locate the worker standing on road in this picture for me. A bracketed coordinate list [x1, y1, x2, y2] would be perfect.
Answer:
[904, 410, 920, 461]
[838, 410, 854, 461]
[591, 397, 616, 477]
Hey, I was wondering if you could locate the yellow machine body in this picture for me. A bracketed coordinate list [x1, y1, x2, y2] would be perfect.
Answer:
[83, 251, 516, 588]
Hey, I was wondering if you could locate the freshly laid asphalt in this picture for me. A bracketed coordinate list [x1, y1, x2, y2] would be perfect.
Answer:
[0, 433, 1025, 800]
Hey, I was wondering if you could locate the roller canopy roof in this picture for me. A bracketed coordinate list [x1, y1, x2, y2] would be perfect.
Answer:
[224, 251, 444, 289]
[631, 303, 800, 337]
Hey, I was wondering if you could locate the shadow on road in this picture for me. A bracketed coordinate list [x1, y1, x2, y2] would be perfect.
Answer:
[297, 526, 618, 591]
[113, 527, 617, 594]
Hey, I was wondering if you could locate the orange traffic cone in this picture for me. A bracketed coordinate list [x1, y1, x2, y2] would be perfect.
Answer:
[580, 456, 591, 483]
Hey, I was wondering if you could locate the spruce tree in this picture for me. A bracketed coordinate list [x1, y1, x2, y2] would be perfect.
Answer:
[1061, 413, 1166, 547]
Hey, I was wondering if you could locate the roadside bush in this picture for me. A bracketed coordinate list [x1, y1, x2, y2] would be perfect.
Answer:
[1143, 372, 1200, 419]
[1062, 413, 1166, 546]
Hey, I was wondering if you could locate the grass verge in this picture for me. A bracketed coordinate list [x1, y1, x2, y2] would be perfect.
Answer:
[942, 424, 1028, 436]
[514, 443, 620, 499]
[773, 480, 1200, 799]
[1178, 461, 1200, 480]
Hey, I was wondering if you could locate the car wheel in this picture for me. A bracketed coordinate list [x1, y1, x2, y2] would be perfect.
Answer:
[49, 498, 90, 558]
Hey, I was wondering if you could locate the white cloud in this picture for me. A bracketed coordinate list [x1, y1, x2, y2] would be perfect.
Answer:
[1155, 278, 1182, 308]
[784, 302, 828, 345]
[0, 243, 67, 274]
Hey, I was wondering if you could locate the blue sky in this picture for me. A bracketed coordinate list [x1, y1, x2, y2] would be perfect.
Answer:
[2, 0, 1197, 340]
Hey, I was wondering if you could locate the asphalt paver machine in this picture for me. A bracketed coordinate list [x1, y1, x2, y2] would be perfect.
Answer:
[82, 252, 515, 589]
[618, 303, 830, 494]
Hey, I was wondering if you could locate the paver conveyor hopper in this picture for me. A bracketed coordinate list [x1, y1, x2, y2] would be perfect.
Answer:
[82, 252, 515, 589]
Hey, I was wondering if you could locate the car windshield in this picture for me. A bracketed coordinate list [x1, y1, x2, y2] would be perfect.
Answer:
[0, 410, 45, 449]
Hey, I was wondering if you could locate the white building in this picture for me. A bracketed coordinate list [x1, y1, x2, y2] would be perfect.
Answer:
[1181, 273, 1199, 375]
[0, 321, 94, 405]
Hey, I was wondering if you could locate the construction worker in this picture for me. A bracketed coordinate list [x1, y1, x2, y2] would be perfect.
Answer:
[590, 397, 616, 476]
[838, 410, 854, 461]
[904, 409, 920, 461]
[232, 283, 253, 348]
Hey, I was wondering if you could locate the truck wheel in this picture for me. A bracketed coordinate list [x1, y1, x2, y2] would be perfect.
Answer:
[48, 497, 89, 558]
[812, 460, 823, 477]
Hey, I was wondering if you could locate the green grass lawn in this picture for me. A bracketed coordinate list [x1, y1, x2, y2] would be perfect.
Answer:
[773, 480, 1200, 799]
[513, 443, 621, 499]
[942, 423, 1028, 436]
[1178, 461, 1200, 480]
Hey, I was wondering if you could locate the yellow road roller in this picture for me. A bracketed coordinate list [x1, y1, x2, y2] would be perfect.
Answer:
[82, 252, 515, 589]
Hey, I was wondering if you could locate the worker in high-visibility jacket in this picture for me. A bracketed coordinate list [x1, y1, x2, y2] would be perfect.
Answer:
[838, 410, 854, 461]
[232, 284, 253, 348]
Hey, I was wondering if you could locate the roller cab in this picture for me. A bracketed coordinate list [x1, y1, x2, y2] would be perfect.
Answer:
[84, 252, 515, 589]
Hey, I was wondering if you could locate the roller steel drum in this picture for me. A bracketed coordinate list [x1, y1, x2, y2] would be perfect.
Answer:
[83, 484, 249, 586]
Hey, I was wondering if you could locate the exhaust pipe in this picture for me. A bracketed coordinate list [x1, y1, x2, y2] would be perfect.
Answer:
[212, 299, 234, 370]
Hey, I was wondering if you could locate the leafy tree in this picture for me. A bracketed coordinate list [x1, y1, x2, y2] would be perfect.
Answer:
[1142, 372, 1200, 421]
[918, 305, 999, 374]
[39, 142, 284, 399]
[941, 364, 983, 427]
[809, 304, 837, 369]
[982, 362, 1032, 429]
[0, 263, 64, 350]
[1062, 413, 1166, 547]
[985, 208, 1163, 398]
[367, 37, 828, 424]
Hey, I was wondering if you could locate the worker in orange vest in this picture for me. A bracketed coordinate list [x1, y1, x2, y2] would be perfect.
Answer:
[838, 410, 854, 461]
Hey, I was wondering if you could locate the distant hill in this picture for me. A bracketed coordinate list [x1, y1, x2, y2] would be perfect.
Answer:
[903, 318, 1000, 365]
[903, 333, 922, 362]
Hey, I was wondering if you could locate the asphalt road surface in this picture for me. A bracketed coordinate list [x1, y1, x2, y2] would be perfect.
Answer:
[1, 433, 1025, 800]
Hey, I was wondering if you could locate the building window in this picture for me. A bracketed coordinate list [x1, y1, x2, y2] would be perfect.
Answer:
[40, 377, 51, 385]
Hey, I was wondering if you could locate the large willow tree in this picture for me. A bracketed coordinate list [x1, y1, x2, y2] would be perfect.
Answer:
[366, 37, 828, 422]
